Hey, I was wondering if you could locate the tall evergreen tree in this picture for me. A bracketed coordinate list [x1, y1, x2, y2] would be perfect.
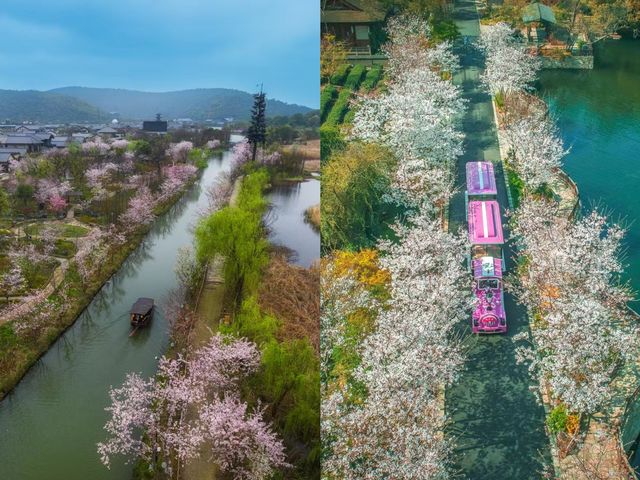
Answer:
[247, 86, 267, 162]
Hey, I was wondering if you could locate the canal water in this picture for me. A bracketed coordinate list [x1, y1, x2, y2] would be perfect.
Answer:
[539, 39, 640, 295]
[267, 177, 320, 268]
[539, 38, 640, 473]
[0, 145, 320, 479]
[0, 152, 233, 479]
[445, 0, 551, 478]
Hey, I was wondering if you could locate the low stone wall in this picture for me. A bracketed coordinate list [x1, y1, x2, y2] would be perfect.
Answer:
[541, 55, 594, 70]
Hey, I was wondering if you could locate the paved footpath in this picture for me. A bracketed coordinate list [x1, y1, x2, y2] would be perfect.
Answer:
[444, 0, 551, 478]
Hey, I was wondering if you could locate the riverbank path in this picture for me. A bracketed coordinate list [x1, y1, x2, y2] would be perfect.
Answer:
[445, 0, 551, 478]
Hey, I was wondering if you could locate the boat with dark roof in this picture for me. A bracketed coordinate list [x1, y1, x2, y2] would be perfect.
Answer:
[129, 297, 154, 328]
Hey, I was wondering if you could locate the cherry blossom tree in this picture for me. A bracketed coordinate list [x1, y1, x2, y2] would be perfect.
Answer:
[510, 200, 638, 414]
[504, 113, 568, 191]
[82, 139, 111, 156]
[381, 14, 460, 80]
[119, 186, 156, 231]
[75, 229, 108, 284]
[1, 265, 25, 300]
[110, 138, 129, 152]
[166, 141, 194, 165]
[477, 22, 540, 99]
[229, 140, 253, 174]
[206, 139, 221, 150]
[98, 334, 287, 478]
[322, 211, 472, 479]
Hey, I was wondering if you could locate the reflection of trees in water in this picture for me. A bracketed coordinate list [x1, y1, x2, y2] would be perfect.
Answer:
[269, 182, 302, 200]
[114, 239, 155, 283]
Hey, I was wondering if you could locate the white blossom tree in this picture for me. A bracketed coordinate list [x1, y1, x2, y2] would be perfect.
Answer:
[322, 211, 472, 479]
[510, 200, 638, 414]
[505, 113, 568, 191]
[477, 22, 540, 99]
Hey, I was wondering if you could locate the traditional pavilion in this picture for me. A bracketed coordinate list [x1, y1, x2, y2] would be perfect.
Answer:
[522, 2, 557, 43]
[321, 0, 385, 56]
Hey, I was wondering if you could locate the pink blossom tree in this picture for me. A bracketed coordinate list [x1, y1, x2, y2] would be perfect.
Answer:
[119, 186, 156, 231]
[1, 265, 25, 300]
[98, 334, 287, 478]
[206, 139, 221, 150]
[166, 141, 194, 164]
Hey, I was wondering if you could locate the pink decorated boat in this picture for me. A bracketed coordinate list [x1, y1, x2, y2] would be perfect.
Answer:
[472, 257, 507, 333]
[466, 161, 497, 199]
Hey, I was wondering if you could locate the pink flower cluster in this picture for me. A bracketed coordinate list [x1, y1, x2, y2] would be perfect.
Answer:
[98, 334, 287, 478]
[166, 141, 194, 164]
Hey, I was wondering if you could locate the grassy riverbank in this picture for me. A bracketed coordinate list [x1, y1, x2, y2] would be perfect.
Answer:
[185, 167, 320, 479]
[0, 173, 201, 399]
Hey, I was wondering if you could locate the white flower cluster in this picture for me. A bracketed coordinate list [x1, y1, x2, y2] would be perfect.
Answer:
[511, 200, 638, 414]
[322, 213, 473, 479]
[477, 22, 540, 98]
[352, 15, 465, 210]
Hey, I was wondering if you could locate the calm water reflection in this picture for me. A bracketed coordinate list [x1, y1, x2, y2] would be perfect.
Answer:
[267, 178, 320, 267]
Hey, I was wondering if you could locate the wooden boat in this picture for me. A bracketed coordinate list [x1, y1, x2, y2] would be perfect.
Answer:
[130, 297, 154, 328]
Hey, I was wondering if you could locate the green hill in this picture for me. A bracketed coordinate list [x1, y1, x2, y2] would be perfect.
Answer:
[49, 87, 312, 121]
[0, 90, 108, 123]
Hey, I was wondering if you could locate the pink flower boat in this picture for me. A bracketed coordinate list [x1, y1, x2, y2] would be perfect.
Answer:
[471, 256, 507, 334]
[466, 161, 497, 200]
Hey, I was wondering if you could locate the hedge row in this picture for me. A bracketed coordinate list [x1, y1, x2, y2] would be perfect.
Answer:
[320, 85, 338, 123]
[361, 64, 383, 92]
[343, 64, 366, 91]
[324, 89, 352, 126]
[329, 64, 351, 86]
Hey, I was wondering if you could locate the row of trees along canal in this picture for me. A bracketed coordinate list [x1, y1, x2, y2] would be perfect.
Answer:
[321, 14, 478, 478]
[480, 22, 639, 478]
[96, 90, 320, 479]
[0, 127, 230, 399]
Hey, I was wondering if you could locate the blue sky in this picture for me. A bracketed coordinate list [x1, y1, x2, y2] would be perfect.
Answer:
[0, 0, 319, 107]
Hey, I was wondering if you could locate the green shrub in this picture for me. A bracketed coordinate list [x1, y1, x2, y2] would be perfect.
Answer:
[343, 64, 366, 90]
[506, 166, 524, 208]
[320, 125, 346, 165]
[361, 64, 383, 92]
[324, 89, 352, 126]
[320, 85, 338, 123]
[195, 170, 270, 299]
[547, 404, 568, 434]
[329, 64, 351, 86]
[432, 19, 460, 41]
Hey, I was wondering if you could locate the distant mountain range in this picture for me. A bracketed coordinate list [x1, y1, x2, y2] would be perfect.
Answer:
[0, 87, 313, 124]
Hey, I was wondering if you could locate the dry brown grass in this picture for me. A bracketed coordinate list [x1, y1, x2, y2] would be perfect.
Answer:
[258, 254, 319, 353]
[304, 204, 320, 230]
[282, 139, 319, 159]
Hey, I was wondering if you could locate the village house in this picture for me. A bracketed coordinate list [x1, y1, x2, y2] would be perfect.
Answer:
[0, 148, 24, 172]
[96, 126, 118, 139]
[321, 0, 386, 62]
[0, 134, 49, 153]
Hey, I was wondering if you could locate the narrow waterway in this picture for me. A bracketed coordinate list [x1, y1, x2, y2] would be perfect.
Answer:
[538, 38, 640, 474]
[267, 177, 320, 267]
[0, 153, 233, 479]
[445, 0, 550, 477]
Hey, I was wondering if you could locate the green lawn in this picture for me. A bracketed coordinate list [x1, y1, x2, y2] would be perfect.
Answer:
[24, 222, 89, 238]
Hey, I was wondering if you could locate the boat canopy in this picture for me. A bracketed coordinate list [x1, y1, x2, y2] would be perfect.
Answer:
[466, 161, 497, 196]
[130, 297, 154, 315]
[468, 200, 504, 245]
[472, 256, 503, 278]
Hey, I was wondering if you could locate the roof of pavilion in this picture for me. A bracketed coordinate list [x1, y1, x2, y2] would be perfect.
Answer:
[522, 3, 557, 24]
[322, 0, 385, 23]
